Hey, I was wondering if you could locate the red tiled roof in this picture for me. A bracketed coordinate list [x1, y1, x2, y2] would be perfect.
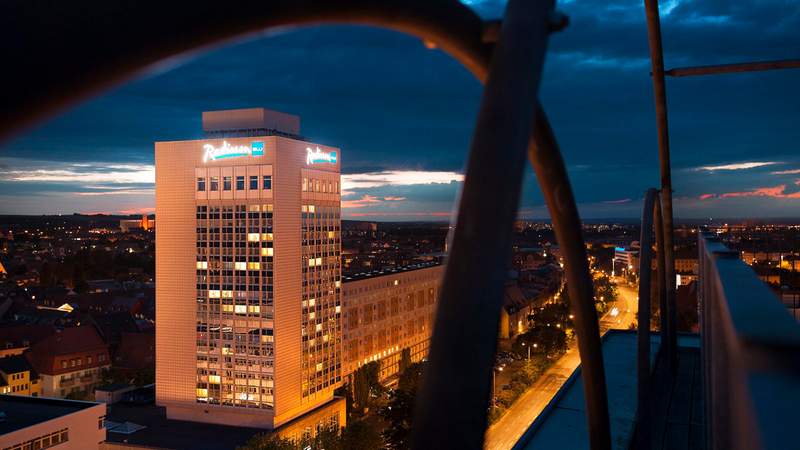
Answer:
[26, 326, 109, 375]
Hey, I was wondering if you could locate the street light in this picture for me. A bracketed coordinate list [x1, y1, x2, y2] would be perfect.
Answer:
[522, 342, 530, 360]
[492, 366, 504, 403]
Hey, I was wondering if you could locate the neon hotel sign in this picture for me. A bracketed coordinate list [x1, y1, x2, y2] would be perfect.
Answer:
[306, 147, 337, 165]
[203, 141, 263, 162]
[202, 141, 336, 166]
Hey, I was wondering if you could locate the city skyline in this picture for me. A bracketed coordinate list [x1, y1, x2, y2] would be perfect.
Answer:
[1, 0, 799, 220]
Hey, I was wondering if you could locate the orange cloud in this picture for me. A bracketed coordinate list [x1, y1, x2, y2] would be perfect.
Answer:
[119, 207, 156, 215]
[341, 195, 383, 209]
[700, 184, 800, 200]
[383, 196, 406, 201]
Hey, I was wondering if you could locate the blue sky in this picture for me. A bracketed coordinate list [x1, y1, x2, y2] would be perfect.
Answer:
[1, 0, 799, 219]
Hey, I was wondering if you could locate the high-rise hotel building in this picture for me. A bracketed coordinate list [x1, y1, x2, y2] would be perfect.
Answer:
[155, 108, 343, 429]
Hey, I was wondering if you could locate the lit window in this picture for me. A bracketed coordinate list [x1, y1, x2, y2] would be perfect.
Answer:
[308, 259, 316, 267]
[196, 261, 208, 269]
[197, 177, 206, 192]
[234, 262, 247, 271]
[260, 233, 273, 241]
[249, 175, 258, 190]
[260, 247, 274, 257]
[223, 176, 232, 191]
[263, 175, 272, 190]
[302, 177, 308, 191]
[247, 233, 260, 242]
[315, 323, 322, 332]
[236, 176, 245, 190]
[235, 305, 247, 314]
[315, 257, 322, 266]
[210, 176, 219, 191]
[209, 290, 221, 298]
[308, 205, 315, 213]
[247, 262, 261, 270]
[208, 375, 221, 384]
[221, 290, 233, 298]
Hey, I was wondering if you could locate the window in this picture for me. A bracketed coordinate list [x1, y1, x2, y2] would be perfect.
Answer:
[210, 176, 219, 191]
[223, 176, 232, 191]
[87, 356, 92, 364]
[236, 176, 245, 190]
[61, 360, 67, 369]
[197, 177, 206, 191]
[249, 175, 258, 190]
[263, 175, 272, 190]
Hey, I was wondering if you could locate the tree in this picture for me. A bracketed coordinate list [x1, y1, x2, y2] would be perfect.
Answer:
[398, 348, 412, 374]
[352, 361, 382, 412]
[380, 361, 426, 450]
[513, 326, 567, 358]
[237, 434, 297, 450]
[341, 419, 383, 450]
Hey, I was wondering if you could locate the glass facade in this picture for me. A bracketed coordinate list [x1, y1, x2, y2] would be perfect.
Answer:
[301, 199, 342, 399]
[195, 202, 275, 409]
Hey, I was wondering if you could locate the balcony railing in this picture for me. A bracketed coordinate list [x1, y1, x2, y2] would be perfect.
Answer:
[698, 233, 800, 450]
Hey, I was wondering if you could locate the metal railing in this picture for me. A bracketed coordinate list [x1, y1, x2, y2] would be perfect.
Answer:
[634, 187, 681, 450]
[698, 232, 800, 450]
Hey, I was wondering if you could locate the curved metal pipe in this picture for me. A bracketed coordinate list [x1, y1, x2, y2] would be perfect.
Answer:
[635, 188, 659, 449]
[0, 1, 610, 448]
[528, 106, 612, 450]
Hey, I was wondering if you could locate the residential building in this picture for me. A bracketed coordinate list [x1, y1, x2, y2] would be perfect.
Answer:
[0, 355, 41, 396]
[26, 326, 111, 399]
[0, 395, 106, 450]
[341, 263, 442, 381]
[155, 108, 343, 430]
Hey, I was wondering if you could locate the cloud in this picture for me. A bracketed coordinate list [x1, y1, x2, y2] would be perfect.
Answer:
[692, 161, 781, 171]
[0, 158, 155, 185]
[602, 198, 632, 204]
[700, 184, 800, 200]
[383, 196, 406, 201]
[341, 170, 463, 192]
[771, 169, 800, 175]
[341, 195, 383, 209]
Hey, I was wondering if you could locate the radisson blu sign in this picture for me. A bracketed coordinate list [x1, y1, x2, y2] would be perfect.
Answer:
[203, 141, 264, 162]
[306, 146, 337, 165]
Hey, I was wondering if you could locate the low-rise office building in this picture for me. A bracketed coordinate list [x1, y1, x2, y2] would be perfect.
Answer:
[0, 395, 106, 450]
[341, 263, 443, 381]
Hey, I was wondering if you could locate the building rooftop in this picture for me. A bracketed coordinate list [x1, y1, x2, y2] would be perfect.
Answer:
[202, 107, 301, 139]
[515, 331, 702, 450]
[0, 354, 35, 376]
[0, 395, 98, 435]
[342, 260, 442, 282]
[104, 403, 265, 450]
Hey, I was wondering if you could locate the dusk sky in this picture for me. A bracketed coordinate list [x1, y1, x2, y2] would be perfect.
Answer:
[1, 0, 798, 220]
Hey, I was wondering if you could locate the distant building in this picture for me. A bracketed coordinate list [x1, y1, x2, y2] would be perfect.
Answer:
[498, 284, 533, 340]
[0, 325, 54, 358]
[0, 395, 106, 450]
[341, 263, 442, 381]
[0, 355, 42, 396]
[613, 246, 638, 276]
[26, 327, 111, 399]
[119, 215, 154, 233]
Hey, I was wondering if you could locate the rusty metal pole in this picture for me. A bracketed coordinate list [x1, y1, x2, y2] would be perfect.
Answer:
[644, 0, 678, 371]
[635, 188, 657, 450]
[411, 0, 555, 448]
[665, 59, 800, 77]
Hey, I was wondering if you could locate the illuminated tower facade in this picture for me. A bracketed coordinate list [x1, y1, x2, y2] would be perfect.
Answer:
[155, 108, 342, 429]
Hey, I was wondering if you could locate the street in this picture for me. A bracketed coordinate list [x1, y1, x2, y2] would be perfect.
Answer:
[483, 283, 639, 450]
